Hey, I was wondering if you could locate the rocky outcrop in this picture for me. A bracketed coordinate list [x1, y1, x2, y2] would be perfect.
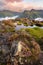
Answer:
[4, 31, 41, 65]
[0, 19, 43, 65]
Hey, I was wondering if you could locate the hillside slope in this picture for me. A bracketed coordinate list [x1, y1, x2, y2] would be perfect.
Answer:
[19, 9, 43, 19]
[0, 10, 21, 17]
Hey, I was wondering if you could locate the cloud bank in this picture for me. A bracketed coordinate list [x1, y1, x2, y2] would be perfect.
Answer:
[6, 0, 22, 2]
[0, 0, 43, 12]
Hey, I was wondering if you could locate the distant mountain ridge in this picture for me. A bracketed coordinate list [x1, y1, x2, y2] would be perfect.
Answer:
[19, 9, 43, 19]
[0, 9, 43, 20]
[0, 10, 21, 17]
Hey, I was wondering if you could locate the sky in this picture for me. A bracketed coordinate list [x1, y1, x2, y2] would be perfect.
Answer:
[0, 0, 43, 12]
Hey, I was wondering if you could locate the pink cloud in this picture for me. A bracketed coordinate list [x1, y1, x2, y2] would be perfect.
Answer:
[6, 0, 23, 2]
[5, 2, 32, 12]
[0, 0, 43, 12]
[3, 1, 43, 12]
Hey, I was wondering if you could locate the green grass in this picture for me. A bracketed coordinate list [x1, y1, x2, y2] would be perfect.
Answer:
[20, 27, 43, 41]
[25, 27, 43, 49]
[25, 27, 43, 39]
[18, 27, 43, 50]
[5, 27, 15, 32]
[17, 21, 22, 25]
[24, 22, 28, 26]
[26, 27, 43, 38]
[0, 27, 15, 32]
